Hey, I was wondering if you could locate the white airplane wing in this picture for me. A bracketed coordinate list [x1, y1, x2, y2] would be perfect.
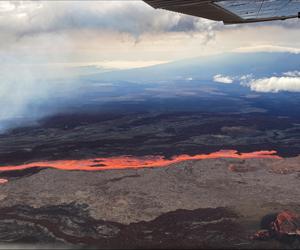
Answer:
[143, 0, 300, 24]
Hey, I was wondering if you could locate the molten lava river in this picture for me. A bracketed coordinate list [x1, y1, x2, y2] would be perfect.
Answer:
[0, 150, 281, 173]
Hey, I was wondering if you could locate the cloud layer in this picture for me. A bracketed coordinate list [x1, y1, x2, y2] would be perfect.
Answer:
[213, 74, 234, 84]
[213, 72, 300, 93]
[1, 1, 300, 63]
[248, 75, 300, 93]
[0, 1, 219, 40]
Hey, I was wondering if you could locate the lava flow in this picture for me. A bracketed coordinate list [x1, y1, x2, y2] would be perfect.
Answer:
[0, 150, 281, 173]
[0, 179, 8, 184]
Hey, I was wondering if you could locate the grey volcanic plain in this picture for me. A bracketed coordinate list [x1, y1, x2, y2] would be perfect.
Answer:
[0, 156, 300, 249]
[0, 109, 300, 249]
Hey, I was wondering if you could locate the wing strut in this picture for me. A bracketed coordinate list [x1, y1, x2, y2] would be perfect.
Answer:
[143, 0, 300, 24]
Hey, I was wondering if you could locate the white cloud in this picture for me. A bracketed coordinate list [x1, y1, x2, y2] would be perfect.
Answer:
[233, 45, 300, 54]
[217, 72, 300, 93]
[0, 1, 219, 40]
[0, 1, 223, 64]
[247, 76, 300, 93]
[283, 71, 300, 77]
[240, 74, 253, 81]
[213, 74, 234, 84]
[1, 1, 300, 64]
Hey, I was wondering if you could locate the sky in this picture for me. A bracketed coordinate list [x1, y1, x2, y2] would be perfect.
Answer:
[1, 0, 300, 68]
[1, 1, 300, 129]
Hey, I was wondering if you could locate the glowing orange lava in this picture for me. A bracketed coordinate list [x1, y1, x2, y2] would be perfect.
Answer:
[0, 179, 8, 184]
[0, 150, 281, 173]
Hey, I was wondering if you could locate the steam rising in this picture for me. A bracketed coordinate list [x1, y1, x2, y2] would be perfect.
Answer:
[0, 60, 43, 131]
[0, 56, 76, 132]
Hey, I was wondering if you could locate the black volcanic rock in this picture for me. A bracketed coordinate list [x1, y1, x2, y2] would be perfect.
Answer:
[0, 204, 245, 249]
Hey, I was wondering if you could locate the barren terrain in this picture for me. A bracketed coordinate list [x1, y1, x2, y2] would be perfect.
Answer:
[0, 156, 300, 248]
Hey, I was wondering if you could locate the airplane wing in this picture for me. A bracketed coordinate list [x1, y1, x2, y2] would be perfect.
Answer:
[143, 0, 300, 24]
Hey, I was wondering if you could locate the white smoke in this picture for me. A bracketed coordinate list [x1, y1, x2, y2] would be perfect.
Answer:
[0, 65, 42, 131]
[0, 54, 78, 132]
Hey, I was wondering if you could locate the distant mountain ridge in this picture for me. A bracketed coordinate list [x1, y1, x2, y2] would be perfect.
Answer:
[83, 52, 300, 82]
